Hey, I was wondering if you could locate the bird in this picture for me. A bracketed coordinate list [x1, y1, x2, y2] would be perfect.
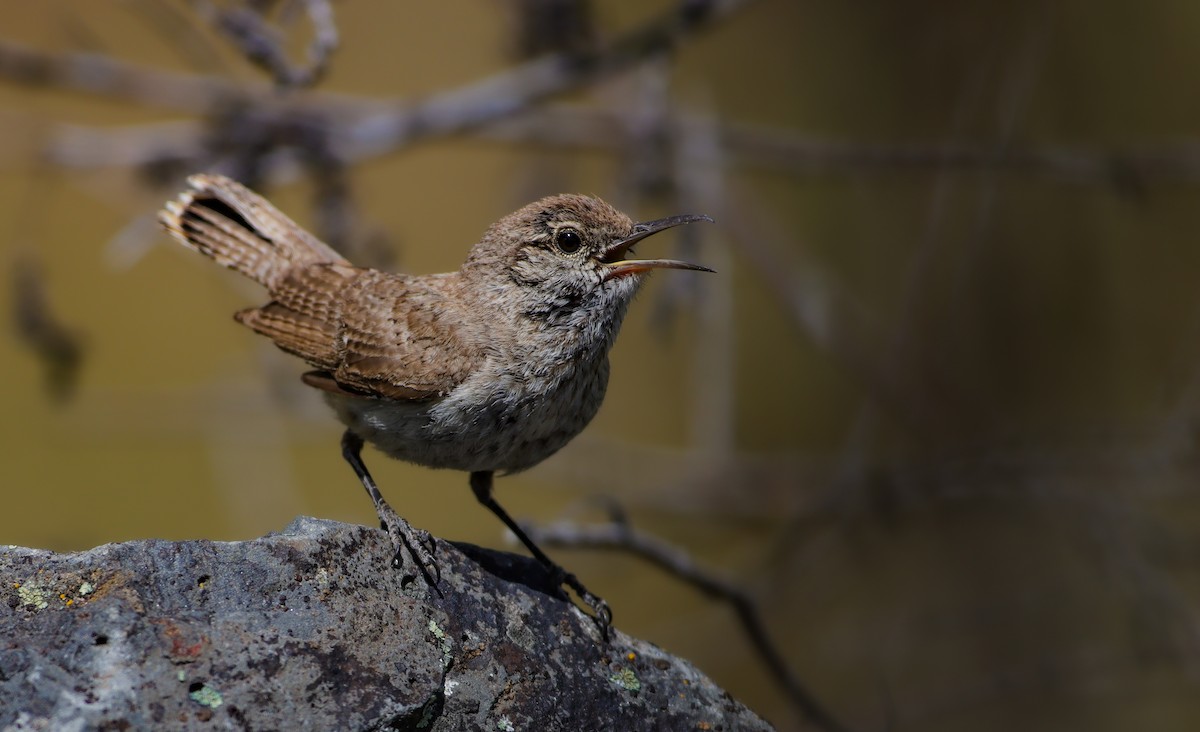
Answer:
[159, 173, 713, 633]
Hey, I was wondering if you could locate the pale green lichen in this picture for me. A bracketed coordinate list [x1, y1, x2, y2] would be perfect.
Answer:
[177, 670, 187, 683]
[16, 583, 49, 610]
[428, 619, 453, 667]
[610, 668, 641, 693]
[78, 581, 94, 596]
[497, 716, 515, 731]
[428, 619, 446, 641]
[189, 684, 223, 708]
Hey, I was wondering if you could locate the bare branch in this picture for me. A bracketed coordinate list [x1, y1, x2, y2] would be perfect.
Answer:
[525, 515, 852, 732]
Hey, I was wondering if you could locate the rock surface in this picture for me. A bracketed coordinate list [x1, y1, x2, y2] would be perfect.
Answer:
[0, 517, 772, 731]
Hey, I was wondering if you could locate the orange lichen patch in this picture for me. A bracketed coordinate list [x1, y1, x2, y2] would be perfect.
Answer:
[84, 571, 145, 613]
[156, 619, 208, 661]
[626, 651, 636, 661]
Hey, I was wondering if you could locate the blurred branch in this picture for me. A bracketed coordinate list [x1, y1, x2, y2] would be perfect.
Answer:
[3, 0, 1197, 196]
[0, 0, 756, 137]
[504, 0, 597, 58]
[715, 181, 932, 429]
[187, 0, 338, 89]
[665, 87, 737, 454]
[485, 110, 1200, 188]
[12, 254, 85, 402]
[524, 511, 851, 732]
[26, 110, 1200, 191]
[337, 0, 757, 154]
[0, 37, 255, 115]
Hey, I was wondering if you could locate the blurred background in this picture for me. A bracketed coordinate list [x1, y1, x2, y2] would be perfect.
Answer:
[3, 1, 1200, 729]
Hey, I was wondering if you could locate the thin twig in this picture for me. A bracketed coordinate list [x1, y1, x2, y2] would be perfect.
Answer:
[525, 516, 851, 732]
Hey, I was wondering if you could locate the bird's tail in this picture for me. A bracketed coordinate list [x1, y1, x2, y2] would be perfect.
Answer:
[159, 174, 349, 290]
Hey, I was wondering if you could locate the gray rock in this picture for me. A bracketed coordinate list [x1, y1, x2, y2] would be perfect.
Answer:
[0, 517, 772, 731]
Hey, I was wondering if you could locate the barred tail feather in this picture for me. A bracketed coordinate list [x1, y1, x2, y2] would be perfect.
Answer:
[159, 173, 348, 290]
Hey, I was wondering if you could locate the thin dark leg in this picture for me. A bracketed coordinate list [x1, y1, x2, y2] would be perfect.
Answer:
[469, 470, 612, 637]
[341, 430, 440, 591]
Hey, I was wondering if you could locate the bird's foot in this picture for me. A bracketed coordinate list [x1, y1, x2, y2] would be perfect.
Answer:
[580, 590, 613, 641]
[375, 505, 441, 593]
[553, 567, 612, 641]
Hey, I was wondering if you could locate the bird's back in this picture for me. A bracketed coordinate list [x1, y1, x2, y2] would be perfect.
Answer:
[161, 174, 482, 402]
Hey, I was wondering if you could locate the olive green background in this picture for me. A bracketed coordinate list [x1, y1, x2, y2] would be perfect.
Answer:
[3, 2, 1200, 730]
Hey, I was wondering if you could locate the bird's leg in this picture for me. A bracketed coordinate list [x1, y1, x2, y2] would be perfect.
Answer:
[341, 430, 440, 590]
[469, 470, 612, 638]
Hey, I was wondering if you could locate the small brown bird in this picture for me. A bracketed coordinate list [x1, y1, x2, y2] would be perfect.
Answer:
[160, 174, 712, 631]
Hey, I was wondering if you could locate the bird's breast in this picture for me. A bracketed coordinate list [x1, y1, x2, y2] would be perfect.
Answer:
[327, 351, 610, 474]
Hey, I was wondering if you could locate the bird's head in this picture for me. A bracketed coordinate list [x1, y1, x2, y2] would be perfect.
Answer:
[463, 194, 713, 327]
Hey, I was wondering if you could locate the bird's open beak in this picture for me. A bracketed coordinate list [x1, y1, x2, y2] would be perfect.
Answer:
[600, 214, 715, 280]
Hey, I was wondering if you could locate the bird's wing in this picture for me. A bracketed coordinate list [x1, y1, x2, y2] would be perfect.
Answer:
[241, 268, 482, 402]
[333, 270, 481, 401]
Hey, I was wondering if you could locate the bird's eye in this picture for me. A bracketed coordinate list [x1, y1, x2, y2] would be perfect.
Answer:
[554, 228, 583, 254]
